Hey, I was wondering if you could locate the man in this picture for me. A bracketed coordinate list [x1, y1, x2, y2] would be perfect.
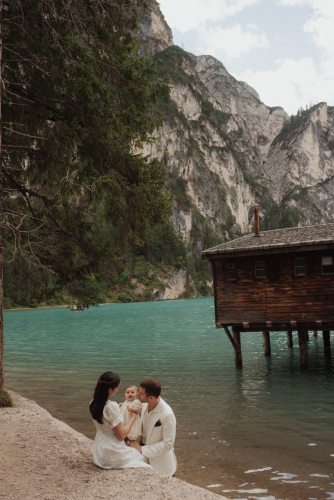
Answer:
[129, 378, 177, 476]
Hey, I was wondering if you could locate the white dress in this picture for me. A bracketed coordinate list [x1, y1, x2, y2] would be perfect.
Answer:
[119, 399, 142, 440]
[92, 401, 150, 470]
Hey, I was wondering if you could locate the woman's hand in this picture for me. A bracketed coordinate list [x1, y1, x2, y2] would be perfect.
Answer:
[119, 403, 123, 407]
[127, 406, 141, 414]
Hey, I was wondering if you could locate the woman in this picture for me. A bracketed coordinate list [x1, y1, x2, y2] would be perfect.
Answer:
[89, 371, 150, 469]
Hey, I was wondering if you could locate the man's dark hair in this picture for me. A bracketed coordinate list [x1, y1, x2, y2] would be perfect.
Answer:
[140, 378, 161, 399]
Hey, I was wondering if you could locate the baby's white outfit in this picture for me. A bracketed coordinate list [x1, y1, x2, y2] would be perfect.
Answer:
[119, 399, 142, 441]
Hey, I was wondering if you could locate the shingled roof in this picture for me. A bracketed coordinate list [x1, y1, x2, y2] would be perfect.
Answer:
[201, 223, 334, 258]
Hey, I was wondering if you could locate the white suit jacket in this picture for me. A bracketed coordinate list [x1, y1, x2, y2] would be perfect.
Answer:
[141, 397, 177, 476]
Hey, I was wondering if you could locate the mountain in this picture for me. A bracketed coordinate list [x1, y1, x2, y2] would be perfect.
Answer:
[264, 103, 334, 225]
[141, 2, 334, 249]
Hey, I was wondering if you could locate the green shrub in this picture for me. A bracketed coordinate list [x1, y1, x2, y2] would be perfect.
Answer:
[0, 390, 13, 408]
[3, 298, 13, 309]
[168, 175, 192, 210]
[117, 292, 133, 303]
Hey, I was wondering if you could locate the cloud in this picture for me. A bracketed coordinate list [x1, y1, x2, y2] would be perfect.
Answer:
[158, 0, 261, 33]
[303, 2, 334, 56]
[258, 0, 334, 112]
[158, 0, 334, 114]
[197, 24, 269, 60]
[277, 0, 306, 5]
[277, 0, 334, 55]
[158, 0, 269, 61]
[235, 57, 333, 115]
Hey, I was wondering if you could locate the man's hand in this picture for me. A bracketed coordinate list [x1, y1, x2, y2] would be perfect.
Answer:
[127, 406, 141, 414]
[129, 441, 142, 453]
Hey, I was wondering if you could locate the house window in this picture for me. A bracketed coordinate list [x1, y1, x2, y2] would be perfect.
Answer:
[255, 261, 266, 278]
[294, 258, 306, 276]
[226, 263, 236, 281]
[322, 256, 334, 274]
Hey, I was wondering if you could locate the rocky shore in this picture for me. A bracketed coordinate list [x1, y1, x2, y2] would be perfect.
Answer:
[0, 391, 226, 500]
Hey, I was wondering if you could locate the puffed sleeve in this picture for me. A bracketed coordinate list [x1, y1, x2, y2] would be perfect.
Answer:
[104, 401, 124, 427]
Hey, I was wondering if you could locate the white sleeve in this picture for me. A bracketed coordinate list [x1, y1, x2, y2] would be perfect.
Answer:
[141, 413, 176, 459]
[105, 402, 124, 428]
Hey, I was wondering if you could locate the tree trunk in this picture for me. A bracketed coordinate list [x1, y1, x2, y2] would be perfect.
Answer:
[0, 0, 3, 394]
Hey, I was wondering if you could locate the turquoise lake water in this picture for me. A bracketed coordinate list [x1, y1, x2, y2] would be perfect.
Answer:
[4, 297, 334, 500]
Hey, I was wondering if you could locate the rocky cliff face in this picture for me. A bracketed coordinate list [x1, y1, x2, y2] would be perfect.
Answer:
[264, 103, 334, 225]
[142, 46, 288, 248]
[139, 2, 334, 248]
[138, 3, 173, 57]
[157, 269, 191, 300]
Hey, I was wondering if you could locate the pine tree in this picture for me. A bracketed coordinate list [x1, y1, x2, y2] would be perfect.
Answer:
[0, 0, 170, 392]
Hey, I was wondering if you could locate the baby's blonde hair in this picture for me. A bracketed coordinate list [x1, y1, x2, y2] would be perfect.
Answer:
[124, 385, 137, 394]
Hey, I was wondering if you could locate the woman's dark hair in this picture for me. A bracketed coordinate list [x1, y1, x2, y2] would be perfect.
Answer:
[89, 372, 121, 424]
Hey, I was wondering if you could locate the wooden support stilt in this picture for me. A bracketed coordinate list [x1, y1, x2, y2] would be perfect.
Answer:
[262, 331, 271, 356]
[313, 330, 318, 337]
[306, 330, 309, 341]
[286, 330, 293, 347]
[232, 328, 242, 367]
[223, 326, 242, 367]
[298, 329, 308, 369]
[323, 330, 331, 358]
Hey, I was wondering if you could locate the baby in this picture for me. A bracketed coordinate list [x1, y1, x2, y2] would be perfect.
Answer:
[119, 385, 142, 443]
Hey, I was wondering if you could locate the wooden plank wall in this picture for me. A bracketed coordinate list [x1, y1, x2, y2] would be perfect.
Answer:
[214, 249, 334, 324]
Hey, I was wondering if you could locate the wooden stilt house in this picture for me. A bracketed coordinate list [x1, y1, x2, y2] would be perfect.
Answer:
[201, 205, 334, 369]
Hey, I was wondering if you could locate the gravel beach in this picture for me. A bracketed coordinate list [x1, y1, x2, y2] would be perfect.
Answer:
[0, 390, 226, 500]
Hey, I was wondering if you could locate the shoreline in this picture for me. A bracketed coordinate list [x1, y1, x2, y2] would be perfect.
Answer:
[4, 304, 69, 312]
[0, 390, 226, 500]
[4, 295, 213, 313]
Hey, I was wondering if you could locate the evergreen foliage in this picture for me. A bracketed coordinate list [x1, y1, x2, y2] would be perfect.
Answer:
[2, 0, 170, 289]
[200, 99, 231, 129]
[168, 176, 192, 210]
[153, 46, 195, 86]
[132, 221, 187, 268]
[260, 197, 300, 231]
[273, 103, 320, 146]
[3, 215, 218, 307]
[0, 0, 172, 392]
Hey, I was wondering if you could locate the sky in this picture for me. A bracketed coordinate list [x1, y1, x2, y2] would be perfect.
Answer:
[157, 0, 334, 115]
